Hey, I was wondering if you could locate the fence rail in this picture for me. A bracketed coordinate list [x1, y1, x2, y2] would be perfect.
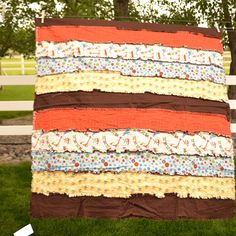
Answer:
[0, 54, 35, 75]
[1, 62, 35, 65]
[0, 125, 32, 135]
[0, 75, 236, 135]
[0, 75, 35, 85]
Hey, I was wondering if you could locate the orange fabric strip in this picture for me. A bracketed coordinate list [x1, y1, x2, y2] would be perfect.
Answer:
[33, 108, 230, 136]
[36, 26, 223, 53]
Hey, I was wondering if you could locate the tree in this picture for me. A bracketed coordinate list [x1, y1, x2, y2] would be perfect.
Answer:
[194, 0, 236, 75]
[0, 13, 14, 57]
[149, 0, 236, 76]
[0, 0, 36, 57]
[56, 0, 113, 19]
[221, 0, 236, 75]
[0, 0, 61, 57]
[113, 0, 129, 20]
[12, 28, 35, 57]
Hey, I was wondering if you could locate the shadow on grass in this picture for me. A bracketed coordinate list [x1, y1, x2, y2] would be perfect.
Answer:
[0, 162, 235, 236]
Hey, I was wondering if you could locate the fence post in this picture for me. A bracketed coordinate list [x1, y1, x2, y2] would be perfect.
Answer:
[21, 54, 24, 75]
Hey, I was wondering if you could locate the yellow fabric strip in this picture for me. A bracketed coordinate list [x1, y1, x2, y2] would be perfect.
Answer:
[31, 171, 235, 199]
[35, 72, 228, 102]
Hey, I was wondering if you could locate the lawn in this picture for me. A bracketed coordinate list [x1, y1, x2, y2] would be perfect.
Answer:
[1, 58, 35, 75]
[0, 162, 236, 236]
[0, 58, 35, 119]
[0, 85, 34, 119]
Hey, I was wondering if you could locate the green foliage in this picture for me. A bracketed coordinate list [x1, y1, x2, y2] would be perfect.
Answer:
[0, 0, 36, 56]
[0, 8, 14, 57]
[0, 0, 58, 57]
[12, 28, 35, 56]
[58, 0, 113, 19]
[153, 0, 235, 49]
[0, 0, 115, 57]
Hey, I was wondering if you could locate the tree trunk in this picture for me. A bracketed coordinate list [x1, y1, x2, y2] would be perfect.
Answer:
[221, 0, 235, 76]
[227, 32, 236, 125]
[228, 31, 236, 102]
[221, 0, 236, 125]
[229, 32, 236, 76]
[222, 0, 236, 153]
[113, 0, 129, 20]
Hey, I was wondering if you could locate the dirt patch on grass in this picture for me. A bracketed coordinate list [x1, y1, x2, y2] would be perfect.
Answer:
[1, 114, 32, 125]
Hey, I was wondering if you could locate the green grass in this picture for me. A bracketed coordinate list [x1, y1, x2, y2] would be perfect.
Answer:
[0, 86, 34, 101]
[1, 58, 35, 75]
[1, 58, 35, 62]
[2, 70, 36, 75]
[0, 162, 235, 236]
[0, 85, 34, 119]
[0, 111, 32, 119]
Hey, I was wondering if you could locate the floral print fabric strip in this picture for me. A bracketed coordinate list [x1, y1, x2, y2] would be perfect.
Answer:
[36, 41, 223, 68]
[31, 171, 235, 199]
[31, 130, 233, 157]
[31, 150, 234, 177]
[36, 57, 225, 84]
[35, 72, 228, 101]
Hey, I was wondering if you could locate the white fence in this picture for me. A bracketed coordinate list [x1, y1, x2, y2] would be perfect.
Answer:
[0, 75, 236, 135]
[223, 51, 231, 71]
[0, 55, 35, 75]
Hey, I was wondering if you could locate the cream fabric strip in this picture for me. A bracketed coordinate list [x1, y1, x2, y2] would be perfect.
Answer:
[31, 171, 235, 199]
[35, 72, 228, 102]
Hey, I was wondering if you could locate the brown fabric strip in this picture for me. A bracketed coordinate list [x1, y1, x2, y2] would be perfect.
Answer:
[34, 91, 230, 119]
[35, 18, 222, 39]
[30, 193, 234, 219]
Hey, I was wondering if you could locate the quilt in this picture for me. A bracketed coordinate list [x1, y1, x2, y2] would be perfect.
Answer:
[30, 18, 235, 219]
